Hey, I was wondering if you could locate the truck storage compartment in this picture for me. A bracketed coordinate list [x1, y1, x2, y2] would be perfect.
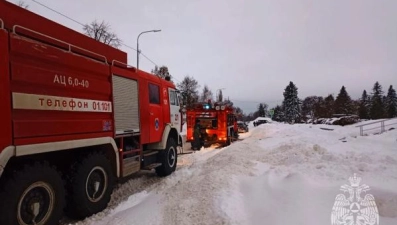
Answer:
[112, 75, 140, 135]
[9, 31, 113, 145]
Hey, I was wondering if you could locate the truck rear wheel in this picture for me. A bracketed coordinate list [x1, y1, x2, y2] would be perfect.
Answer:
[0, 162, 65, 225]
[155, 138, 177, 177]
[65, 153, 114, 219]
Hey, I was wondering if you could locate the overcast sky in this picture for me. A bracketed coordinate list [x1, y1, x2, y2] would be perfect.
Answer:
[7, 0, 397, 113]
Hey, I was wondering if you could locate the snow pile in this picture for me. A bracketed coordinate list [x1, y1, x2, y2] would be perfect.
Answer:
[309, 115, 361, 125]
[65, 122, 397, 225]
[252, 116, 273, 123]
[219, 124, 397, 225]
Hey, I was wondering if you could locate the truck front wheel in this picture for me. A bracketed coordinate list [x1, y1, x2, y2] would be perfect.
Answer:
[155, 137, 177, 177]
[65, 153, 114, 219]
[0, 162, 65, 225]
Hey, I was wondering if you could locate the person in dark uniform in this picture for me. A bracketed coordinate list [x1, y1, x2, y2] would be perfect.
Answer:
[192, 119, 202, 150]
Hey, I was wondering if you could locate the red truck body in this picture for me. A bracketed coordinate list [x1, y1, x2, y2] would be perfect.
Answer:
[0, 2, 183, 224]
[186, 101, 238, 148]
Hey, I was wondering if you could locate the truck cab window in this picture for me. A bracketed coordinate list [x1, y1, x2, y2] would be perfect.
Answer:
[175, 92, 179, 106]
[149, 83, 160, 104]
[169, 90, 176, 105]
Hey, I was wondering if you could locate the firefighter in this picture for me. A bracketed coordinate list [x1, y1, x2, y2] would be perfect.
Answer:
[233, 116, 238, 139]
[192, 119, 202, 150]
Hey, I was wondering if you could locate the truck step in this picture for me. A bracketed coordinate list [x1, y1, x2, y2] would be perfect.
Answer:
[122, 156, 140, 177]
[142, 163, 162, 170]
[143, 150, 158, 157]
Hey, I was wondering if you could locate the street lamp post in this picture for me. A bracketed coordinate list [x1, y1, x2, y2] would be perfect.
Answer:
[136, 29, 161, 70]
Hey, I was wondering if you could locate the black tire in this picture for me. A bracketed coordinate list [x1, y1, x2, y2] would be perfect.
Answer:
[155, 138, 177, 177]
[0, 162, 65, 225]
[65, 153, 114, 219]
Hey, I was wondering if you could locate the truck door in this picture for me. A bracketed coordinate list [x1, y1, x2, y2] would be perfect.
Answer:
[148, 82, 163, 142]
[168, 88, 181, 133]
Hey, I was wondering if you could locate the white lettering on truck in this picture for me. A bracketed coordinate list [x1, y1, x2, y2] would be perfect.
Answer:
[53, 74, 90, 88]
[12, 92, 112, 113]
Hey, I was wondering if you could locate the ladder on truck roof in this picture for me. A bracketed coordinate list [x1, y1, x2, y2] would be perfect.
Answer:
[12, 25, 108, 64]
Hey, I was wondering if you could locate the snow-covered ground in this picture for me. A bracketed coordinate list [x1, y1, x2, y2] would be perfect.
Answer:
[65, 120, 397, 225]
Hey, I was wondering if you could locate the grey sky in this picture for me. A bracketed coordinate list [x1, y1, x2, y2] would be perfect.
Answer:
[7, 0, 397, 113]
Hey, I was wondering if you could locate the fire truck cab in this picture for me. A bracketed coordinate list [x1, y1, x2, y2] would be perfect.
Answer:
[186, 101, 238, 148]
[0, 2, 184, 224]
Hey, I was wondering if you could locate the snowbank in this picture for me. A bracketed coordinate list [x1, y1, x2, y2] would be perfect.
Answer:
[64, 122, 397, 225]
[220, 124, 397, 224]
[253, 116, 272, 123]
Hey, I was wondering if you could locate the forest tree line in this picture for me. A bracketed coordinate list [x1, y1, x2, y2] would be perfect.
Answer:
[157, 67, 397, 124]
[269, 81, 397, 123]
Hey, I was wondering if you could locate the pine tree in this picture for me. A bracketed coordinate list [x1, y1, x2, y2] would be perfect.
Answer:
[272, 105, 285, 122]
[324, 94, 335, 118]
[358, 90, 370, 119]
[351, 99, 360, 116]
[256, 103, 267, 117]
[385, 85, 397, 118]
[334, 86, 353, 115]
[370, 81, 385, 119]
[282, 81, 301, 123]
[301, 96, 315, 120]
[313, 97, 326, 118]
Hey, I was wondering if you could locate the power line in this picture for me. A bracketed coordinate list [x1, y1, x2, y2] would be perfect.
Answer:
[31, 0, 85, 27]
[29, 0, 204, 85]
[121, 43, 157, 66]
[30, 0, 160, 68]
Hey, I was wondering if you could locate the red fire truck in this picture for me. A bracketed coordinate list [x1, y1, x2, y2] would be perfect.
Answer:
[0, 2, 184, 224]
[186, 101, 238, 148]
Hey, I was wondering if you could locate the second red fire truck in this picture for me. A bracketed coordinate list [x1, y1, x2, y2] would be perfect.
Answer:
[186, 101, 238, 149]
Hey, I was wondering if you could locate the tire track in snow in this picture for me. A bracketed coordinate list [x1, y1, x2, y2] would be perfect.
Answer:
[159, 140, 260, 225]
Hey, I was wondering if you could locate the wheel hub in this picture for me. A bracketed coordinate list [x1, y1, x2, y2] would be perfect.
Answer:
[86, 166, 108, 203]
[168, 147, 176, 167]
[17, 182, 54, 225]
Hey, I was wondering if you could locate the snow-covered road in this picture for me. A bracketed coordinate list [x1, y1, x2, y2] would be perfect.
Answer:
[66, 121, 397, 225]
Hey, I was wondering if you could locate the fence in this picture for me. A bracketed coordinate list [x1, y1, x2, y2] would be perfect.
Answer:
[356, 118, 397, 136]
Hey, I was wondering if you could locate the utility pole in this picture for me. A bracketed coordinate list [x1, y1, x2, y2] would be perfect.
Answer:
[137, 29, 161, 70]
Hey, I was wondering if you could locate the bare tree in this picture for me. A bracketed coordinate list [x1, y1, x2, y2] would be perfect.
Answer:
[83, 20, 121, 48]
[199, 85, 213, 102]
[17, 0, 29, 9]
[177, 75, 200, 109]
[152, 65, 172, 81]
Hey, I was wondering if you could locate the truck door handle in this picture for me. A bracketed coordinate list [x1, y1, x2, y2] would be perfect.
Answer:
[150, 112, 154, 115]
